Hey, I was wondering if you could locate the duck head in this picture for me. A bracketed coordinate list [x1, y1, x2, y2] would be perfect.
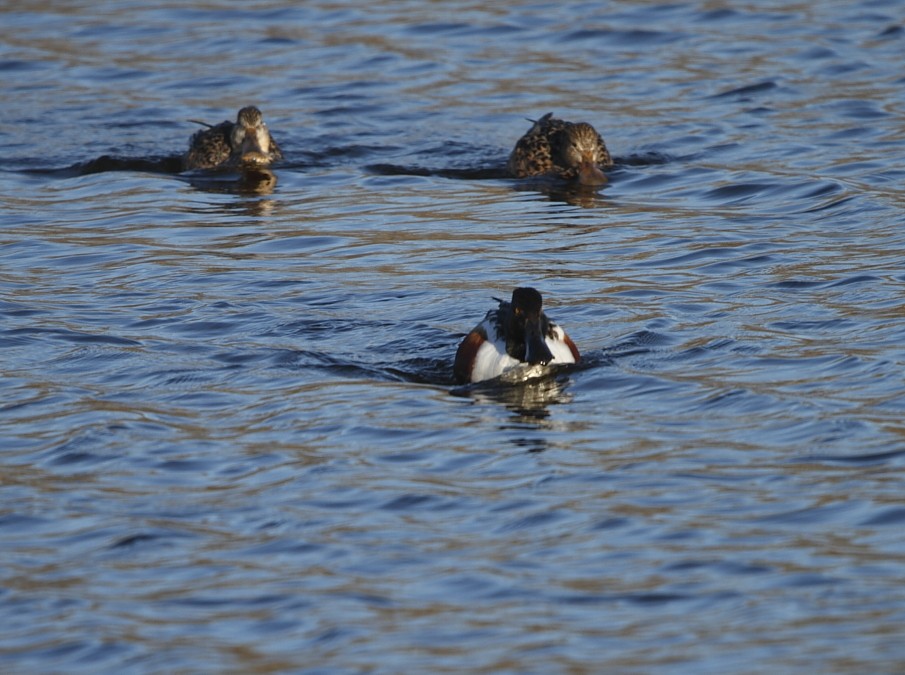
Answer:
[229, 106, 275, 167]
[509, 287, 555, 366]
[551, 122, 607, 186]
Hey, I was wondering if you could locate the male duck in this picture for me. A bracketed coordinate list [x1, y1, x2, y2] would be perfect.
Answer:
[183, 106, 283, 171]
[507, 112, 612, 186]
[454, 287, 580, 384]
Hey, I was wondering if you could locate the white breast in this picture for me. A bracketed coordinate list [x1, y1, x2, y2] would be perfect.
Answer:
[469, 320, 576, 383]
[471, 334, 521, 382]
[546, 325, 577, 365]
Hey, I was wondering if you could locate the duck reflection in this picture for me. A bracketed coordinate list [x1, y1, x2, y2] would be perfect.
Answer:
[235, 167, 278, 196]
[511, 179, 610, 208]
[183, 167, 278, 216]
[186, 167, 277, 196]
[507, 435, 551, 453]
[454, 370, 575, 425]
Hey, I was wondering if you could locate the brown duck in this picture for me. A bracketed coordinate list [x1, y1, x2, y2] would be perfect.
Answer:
[508, 112, 612, 186]
[183, 106, 282, 171]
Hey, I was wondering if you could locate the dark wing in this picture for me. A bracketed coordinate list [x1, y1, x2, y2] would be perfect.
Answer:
[268, 132, 283, 161]
[453, 325, 488, 384]
[507, 113, 570, 178]
[184, 121, 233, 170]
[562, 331, 580, 362]
[594, 128, 613, 169]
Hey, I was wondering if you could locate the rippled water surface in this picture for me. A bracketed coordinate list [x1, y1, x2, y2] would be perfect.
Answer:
[3, 1, 905, 672]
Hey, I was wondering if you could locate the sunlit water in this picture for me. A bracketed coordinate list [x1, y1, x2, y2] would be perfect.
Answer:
[2, 1, 905, 672]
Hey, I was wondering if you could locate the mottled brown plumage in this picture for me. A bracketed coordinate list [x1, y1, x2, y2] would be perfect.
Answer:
[183, 106, 283, 171]
[508, 113, 612, 185]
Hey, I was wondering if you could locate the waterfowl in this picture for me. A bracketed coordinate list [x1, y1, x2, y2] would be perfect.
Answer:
[454, 287, 580, 384]
[507, 112, 612, 186]
[183, 106, 282, 171]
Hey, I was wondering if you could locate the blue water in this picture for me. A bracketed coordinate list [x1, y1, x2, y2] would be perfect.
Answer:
[2, 1, 905, 672]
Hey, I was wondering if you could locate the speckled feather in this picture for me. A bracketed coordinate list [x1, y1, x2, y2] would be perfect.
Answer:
[507, 112, 612, 180]
[183, 107, 282, 171]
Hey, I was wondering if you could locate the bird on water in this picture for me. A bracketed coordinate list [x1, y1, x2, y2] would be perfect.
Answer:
[183, 106, 282, 171]
[507, 112, 612, 186]
[454, 287, 580, 384]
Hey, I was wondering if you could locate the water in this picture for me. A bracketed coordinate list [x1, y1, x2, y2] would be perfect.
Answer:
[2, 1, 905, 672]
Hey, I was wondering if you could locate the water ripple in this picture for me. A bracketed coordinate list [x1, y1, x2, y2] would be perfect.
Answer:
[2, 0, 905, 673]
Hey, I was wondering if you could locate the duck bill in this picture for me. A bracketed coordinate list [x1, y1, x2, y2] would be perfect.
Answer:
[238, 128, 270, 166]
[524, 319, 555, 366]
[577, 157, 607, 186]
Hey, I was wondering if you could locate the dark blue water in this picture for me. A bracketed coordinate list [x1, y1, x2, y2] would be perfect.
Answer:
[2, 1, 905, 672]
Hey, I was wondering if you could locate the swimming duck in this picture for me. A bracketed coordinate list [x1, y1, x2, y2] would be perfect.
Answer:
[183, 106, 283, 171]
[507, 112, 612, 186]
[454, 287, 580, 384]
